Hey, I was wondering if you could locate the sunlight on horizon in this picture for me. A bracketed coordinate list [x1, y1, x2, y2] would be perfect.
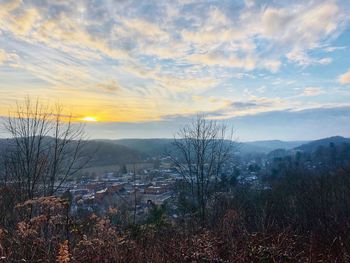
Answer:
[81, 116, 98, 122]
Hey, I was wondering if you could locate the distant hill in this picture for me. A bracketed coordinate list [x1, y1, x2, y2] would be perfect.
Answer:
[246, 140, 306, 151]
[1, 136, 349, 168]
[238, 143, 271, 154]
[240, 140, 306, 154]
[103, 138, 175, 157]
[102, 138, 307, 156]
[84, 141, 144, 166]
[267, 148, 291, 159]
[0, 138, 144, 168]
[296, 136, 350, 153]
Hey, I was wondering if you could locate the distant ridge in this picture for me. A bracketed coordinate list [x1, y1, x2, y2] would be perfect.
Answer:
[109, 138, 307, 155]
[1, 136, 349, 168]
[241, 140, 307, 154]
[0, 138, 144, 167]
[102, 138, 174, 157]
[296, 136, 350, 153]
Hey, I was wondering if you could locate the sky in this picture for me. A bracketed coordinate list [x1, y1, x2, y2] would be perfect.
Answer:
[0, 0, 350, 141]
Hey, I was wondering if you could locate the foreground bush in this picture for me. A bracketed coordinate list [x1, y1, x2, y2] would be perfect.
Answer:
[1, 198, 350, 262]
[2, 167, 350, 263]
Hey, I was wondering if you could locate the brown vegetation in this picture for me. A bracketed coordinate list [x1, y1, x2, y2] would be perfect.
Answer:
[1, 170, 350, 263]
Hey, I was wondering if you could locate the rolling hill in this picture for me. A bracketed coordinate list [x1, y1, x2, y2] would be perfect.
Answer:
[1, 136, 349, 168]
[296, 136, 350, 153]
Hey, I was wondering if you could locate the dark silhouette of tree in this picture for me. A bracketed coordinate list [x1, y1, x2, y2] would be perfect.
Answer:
[2, 97, 90, 200]
[120, 164, 128, 174]
[171, 114, 236, 224]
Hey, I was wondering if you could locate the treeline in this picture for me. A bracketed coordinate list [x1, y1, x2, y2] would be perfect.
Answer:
[266, 142, 350, 181]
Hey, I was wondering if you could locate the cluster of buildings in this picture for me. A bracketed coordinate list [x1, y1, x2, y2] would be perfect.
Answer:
[55, 155, 272, 220]
[58, 165, 181, 219]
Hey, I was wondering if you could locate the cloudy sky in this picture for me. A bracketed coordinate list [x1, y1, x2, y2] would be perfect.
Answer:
[0, 0, 350, 141]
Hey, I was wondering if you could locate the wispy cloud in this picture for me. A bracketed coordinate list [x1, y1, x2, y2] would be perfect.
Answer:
[0, 0, 349, 136]
[302, 87, 325, 96]
[96, 80, 121, 92]
[338, 69, 350, 84]
[0, 48, 18, 65]
[323, 46, 346, 52]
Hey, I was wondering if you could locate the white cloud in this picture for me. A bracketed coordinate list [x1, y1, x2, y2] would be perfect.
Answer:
[0, 49, 18, 65]
[318, 57, 333, 65]
[260, 1, 345, 66]
[302, 87, 324, 96]
[323, 46, 346, 52]
[206, 96, 289, 120]
[338, 69, 350, 84]
[1, 0, 346, 73]
[245, 0, 256, 8]
[188, 51, 256, 71]
[262, 60, 281, 73]
[0, 49, 9, 64]
[261, 7, 294, 37]
[286, 49, 333, 66]
[180, 1, 346, 71]
[0, 0, 349, 122]
[96, 80, 121, 92]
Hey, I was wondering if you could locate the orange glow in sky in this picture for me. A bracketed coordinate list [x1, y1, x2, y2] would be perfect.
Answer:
[81, 116, 98, 122]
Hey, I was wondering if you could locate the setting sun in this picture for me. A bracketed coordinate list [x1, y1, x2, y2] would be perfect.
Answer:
[81, 116, 97, 122]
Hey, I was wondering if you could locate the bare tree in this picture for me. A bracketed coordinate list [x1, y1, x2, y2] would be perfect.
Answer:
[2, 97, 89, 201]
[171, 114, 236, 224]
